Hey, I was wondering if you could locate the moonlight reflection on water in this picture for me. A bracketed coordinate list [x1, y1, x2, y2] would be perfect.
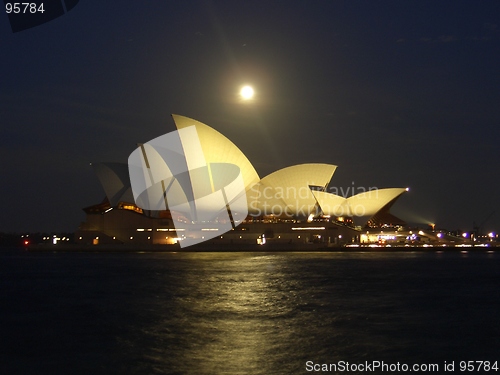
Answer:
[1, 250, 499, 374]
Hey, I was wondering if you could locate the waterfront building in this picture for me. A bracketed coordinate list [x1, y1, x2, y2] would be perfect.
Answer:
[76, 115, 409, 247]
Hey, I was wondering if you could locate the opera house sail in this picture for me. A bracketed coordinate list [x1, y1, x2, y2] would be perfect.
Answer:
[76, 115, 409, 248]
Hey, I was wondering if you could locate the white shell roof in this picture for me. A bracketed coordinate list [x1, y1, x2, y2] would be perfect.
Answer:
[311, 190, 350, 217]
[93, 115, 407, 225]
[313, 188, 407, 222]
[172, 114, 260, 192]
[346, 188, 407, 217]
[247, 163, 337, 217]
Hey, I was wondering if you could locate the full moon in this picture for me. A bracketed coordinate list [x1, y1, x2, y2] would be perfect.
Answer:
[240, 85, 254, 100]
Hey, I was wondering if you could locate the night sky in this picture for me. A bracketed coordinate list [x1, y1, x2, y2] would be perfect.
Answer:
[1, 1, 499, 233]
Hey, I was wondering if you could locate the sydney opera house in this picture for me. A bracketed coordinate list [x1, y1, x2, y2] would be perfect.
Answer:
[76, 115, 410, 248]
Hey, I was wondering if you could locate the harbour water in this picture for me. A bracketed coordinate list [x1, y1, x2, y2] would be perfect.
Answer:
[1, 249, 499, 374]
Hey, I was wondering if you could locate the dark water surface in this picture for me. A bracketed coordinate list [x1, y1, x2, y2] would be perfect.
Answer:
[1, 249, 499, 374]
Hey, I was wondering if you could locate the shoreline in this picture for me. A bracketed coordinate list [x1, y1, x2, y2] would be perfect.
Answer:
[24, 243, 498, 253]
